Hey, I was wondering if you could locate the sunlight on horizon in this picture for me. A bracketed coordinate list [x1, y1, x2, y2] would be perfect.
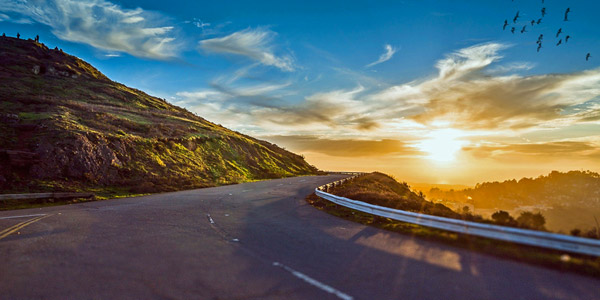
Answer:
[416, 128, 468, 163]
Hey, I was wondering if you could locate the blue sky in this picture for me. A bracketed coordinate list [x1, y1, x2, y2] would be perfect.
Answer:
[1, 0, 600, 184]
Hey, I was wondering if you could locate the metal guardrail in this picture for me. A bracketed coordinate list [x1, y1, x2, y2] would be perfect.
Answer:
[316, 175, 600, 256]
[0, 192, 94, 201]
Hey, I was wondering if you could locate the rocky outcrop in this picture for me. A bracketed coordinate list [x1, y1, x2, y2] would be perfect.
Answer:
[30, 134, 123, 184]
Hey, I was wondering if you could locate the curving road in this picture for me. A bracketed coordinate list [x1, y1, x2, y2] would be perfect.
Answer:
[1, 175, 599, 300]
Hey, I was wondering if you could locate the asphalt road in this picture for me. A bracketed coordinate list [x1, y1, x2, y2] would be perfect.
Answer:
[1, 175, 599, 300]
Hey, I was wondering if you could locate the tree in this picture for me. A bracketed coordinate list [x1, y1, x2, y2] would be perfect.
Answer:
[516, 212, 546, 230]
[491, 210, 516, 226]
[462, 206, 470, 214]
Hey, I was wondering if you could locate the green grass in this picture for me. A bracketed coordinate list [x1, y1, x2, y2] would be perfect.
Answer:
[18, 112, 53, 121]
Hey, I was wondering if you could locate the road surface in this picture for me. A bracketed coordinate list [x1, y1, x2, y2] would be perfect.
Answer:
[1, 175, 599, 299]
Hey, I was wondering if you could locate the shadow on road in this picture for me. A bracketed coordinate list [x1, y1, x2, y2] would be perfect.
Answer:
[230, 181, 599, 300]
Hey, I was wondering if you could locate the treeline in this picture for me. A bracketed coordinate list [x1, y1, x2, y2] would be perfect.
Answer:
[427, 170, 600, 209]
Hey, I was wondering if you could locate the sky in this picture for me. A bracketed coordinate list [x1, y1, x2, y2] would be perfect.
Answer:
[1, 0, 600, 185]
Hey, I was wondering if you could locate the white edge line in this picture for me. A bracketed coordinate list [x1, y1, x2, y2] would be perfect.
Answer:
[272, 262, 353, 300]
[0, 214, 47, 220]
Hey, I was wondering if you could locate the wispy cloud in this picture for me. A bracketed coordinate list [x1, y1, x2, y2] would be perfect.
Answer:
[199, 28, 294, 71]
[464, 139, 600, 160]
[264, 136, 420, 157]
[0, 12, 33, 24]
[366, 44, 397, 68]
[371, 43, 600, 130]
[0, 0, 178, 59]
[179, 42, 600, 157]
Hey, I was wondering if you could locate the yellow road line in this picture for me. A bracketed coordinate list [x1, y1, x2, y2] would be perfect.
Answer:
[0, 215, 51, 241]
[0, 216, 43, 236]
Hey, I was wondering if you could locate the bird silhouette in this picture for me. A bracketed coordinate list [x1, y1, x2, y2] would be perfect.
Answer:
[537, 44, 542, 52]
[565, 35, 571, 43]
[530, 20, 535, 26]
[564, 8, 571, 21]
[586, 53, 591, 61]
[556, 28, 562, 37]
[521, 25, 527, 33]
[503, 20, 508, 30]
[556, 39, 562, 46]
[537, 18, 542, 25]
[511, 27, 515, 34]
[541, 7, 546, 17]
[513, 11, 520, 23]
[537, 34, 544, 44]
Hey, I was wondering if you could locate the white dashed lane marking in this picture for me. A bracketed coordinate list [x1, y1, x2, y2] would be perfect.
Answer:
[272, 262, 353, 300]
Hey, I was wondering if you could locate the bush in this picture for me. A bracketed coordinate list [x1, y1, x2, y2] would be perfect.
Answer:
[516, 212, 546, 230]
[491, 210, 517, 226]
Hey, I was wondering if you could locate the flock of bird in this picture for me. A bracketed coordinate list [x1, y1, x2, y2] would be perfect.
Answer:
[504, 1, 591, 61]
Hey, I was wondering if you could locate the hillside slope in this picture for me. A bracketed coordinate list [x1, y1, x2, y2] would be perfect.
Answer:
[328, 172, 461, 218]
[0, 36, 319, 195]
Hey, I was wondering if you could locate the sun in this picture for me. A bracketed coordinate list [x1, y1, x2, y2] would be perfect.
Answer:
[416, 128, 467, 163]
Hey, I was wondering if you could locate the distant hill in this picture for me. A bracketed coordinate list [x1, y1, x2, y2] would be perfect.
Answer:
[424, 170, 600, 231]
[0, 36, 319, 196]
[426, 170, 600, 209]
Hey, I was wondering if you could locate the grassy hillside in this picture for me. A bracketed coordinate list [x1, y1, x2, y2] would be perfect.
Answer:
[0, 36, 320, 198]
[327, 172, 462, 218]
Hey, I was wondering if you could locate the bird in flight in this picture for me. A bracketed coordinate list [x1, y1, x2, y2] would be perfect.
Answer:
[537, 43, 542, 52]
[513, 11, 520, 23]
[537, 18, 542, 25]
[556, 39, 562, 46]
[565, 35, 571, 43]
[541, 7, 546, 17]
[556, 28, 562, 37]
[521, 25, 527, 33]
[586, 53, 591, 61]
[564, 8, 571, 21]
[530, 20, 535, 26]
[511, 27, 515, 34]
[537, 34, 544, 44]
[503, 20, 509, 30]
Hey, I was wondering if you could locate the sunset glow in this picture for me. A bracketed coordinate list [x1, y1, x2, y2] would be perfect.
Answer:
[416, 129, 467, 163]
[2, 0, 598, 185]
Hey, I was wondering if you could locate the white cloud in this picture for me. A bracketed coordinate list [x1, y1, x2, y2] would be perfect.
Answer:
[0, 0, 178, 59]
[366, 44, 397, 68]
[176, 90, 223, 100]
[372, 43, 600, 130]
[199, 28, 294, 71]
[435, 43, 506, 79]
[176, 42, 600, 142]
